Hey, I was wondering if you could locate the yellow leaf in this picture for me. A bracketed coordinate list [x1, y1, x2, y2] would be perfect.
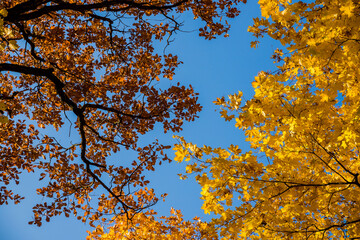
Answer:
[8, 40, 18, 50]
[340, 1, 355, 17]
[0, 9, 7, 17]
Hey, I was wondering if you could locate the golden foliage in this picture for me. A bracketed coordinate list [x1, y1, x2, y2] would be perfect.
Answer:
[88, 208, 218, 240]
[176, 0, 360, 239]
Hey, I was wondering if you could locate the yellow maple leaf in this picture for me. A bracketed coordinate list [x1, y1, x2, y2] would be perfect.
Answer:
[340, 0, 355, 17]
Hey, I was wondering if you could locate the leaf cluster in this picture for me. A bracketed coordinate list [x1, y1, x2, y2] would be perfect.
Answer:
[0, 0, 245, 232]
[176, 0, 360, 239]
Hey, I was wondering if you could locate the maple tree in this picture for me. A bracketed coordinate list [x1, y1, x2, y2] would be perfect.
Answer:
[175, 0, 360, 239]
[0, 0, 246, 234]
[89, 208, 218, 240]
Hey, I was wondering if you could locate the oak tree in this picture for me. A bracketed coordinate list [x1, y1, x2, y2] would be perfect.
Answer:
[175, 0, 360, 239]
[0, 0, 245, 232]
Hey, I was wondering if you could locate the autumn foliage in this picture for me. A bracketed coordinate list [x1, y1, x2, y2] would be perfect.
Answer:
[89, 208, 219, 240]
[175, 0, 360, 239]
[3, 0, 360, 239]
[0, 0, 245, 233]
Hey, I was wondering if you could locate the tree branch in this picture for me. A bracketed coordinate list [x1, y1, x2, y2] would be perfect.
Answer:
[5, 0, 189, 22]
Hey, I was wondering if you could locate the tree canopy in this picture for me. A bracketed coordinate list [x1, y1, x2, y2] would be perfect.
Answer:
[175, 0, 360, 239]
[0, 0, 246, 233]
[4, 0, 360, 239]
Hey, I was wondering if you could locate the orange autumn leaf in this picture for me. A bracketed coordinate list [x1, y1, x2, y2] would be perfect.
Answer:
[0, 0, 246, 237]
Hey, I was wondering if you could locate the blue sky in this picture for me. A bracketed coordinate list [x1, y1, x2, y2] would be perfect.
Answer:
[0, 1, 280, 239]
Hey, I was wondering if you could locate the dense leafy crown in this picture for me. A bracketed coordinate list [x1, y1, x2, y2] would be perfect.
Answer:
[175, 0, 360, 239]
[5, 0, 360, 239]
[0, 0, 245, 235]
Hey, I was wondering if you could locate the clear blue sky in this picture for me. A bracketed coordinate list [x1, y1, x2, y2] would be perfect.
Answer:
[0, 1, 279, 239]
